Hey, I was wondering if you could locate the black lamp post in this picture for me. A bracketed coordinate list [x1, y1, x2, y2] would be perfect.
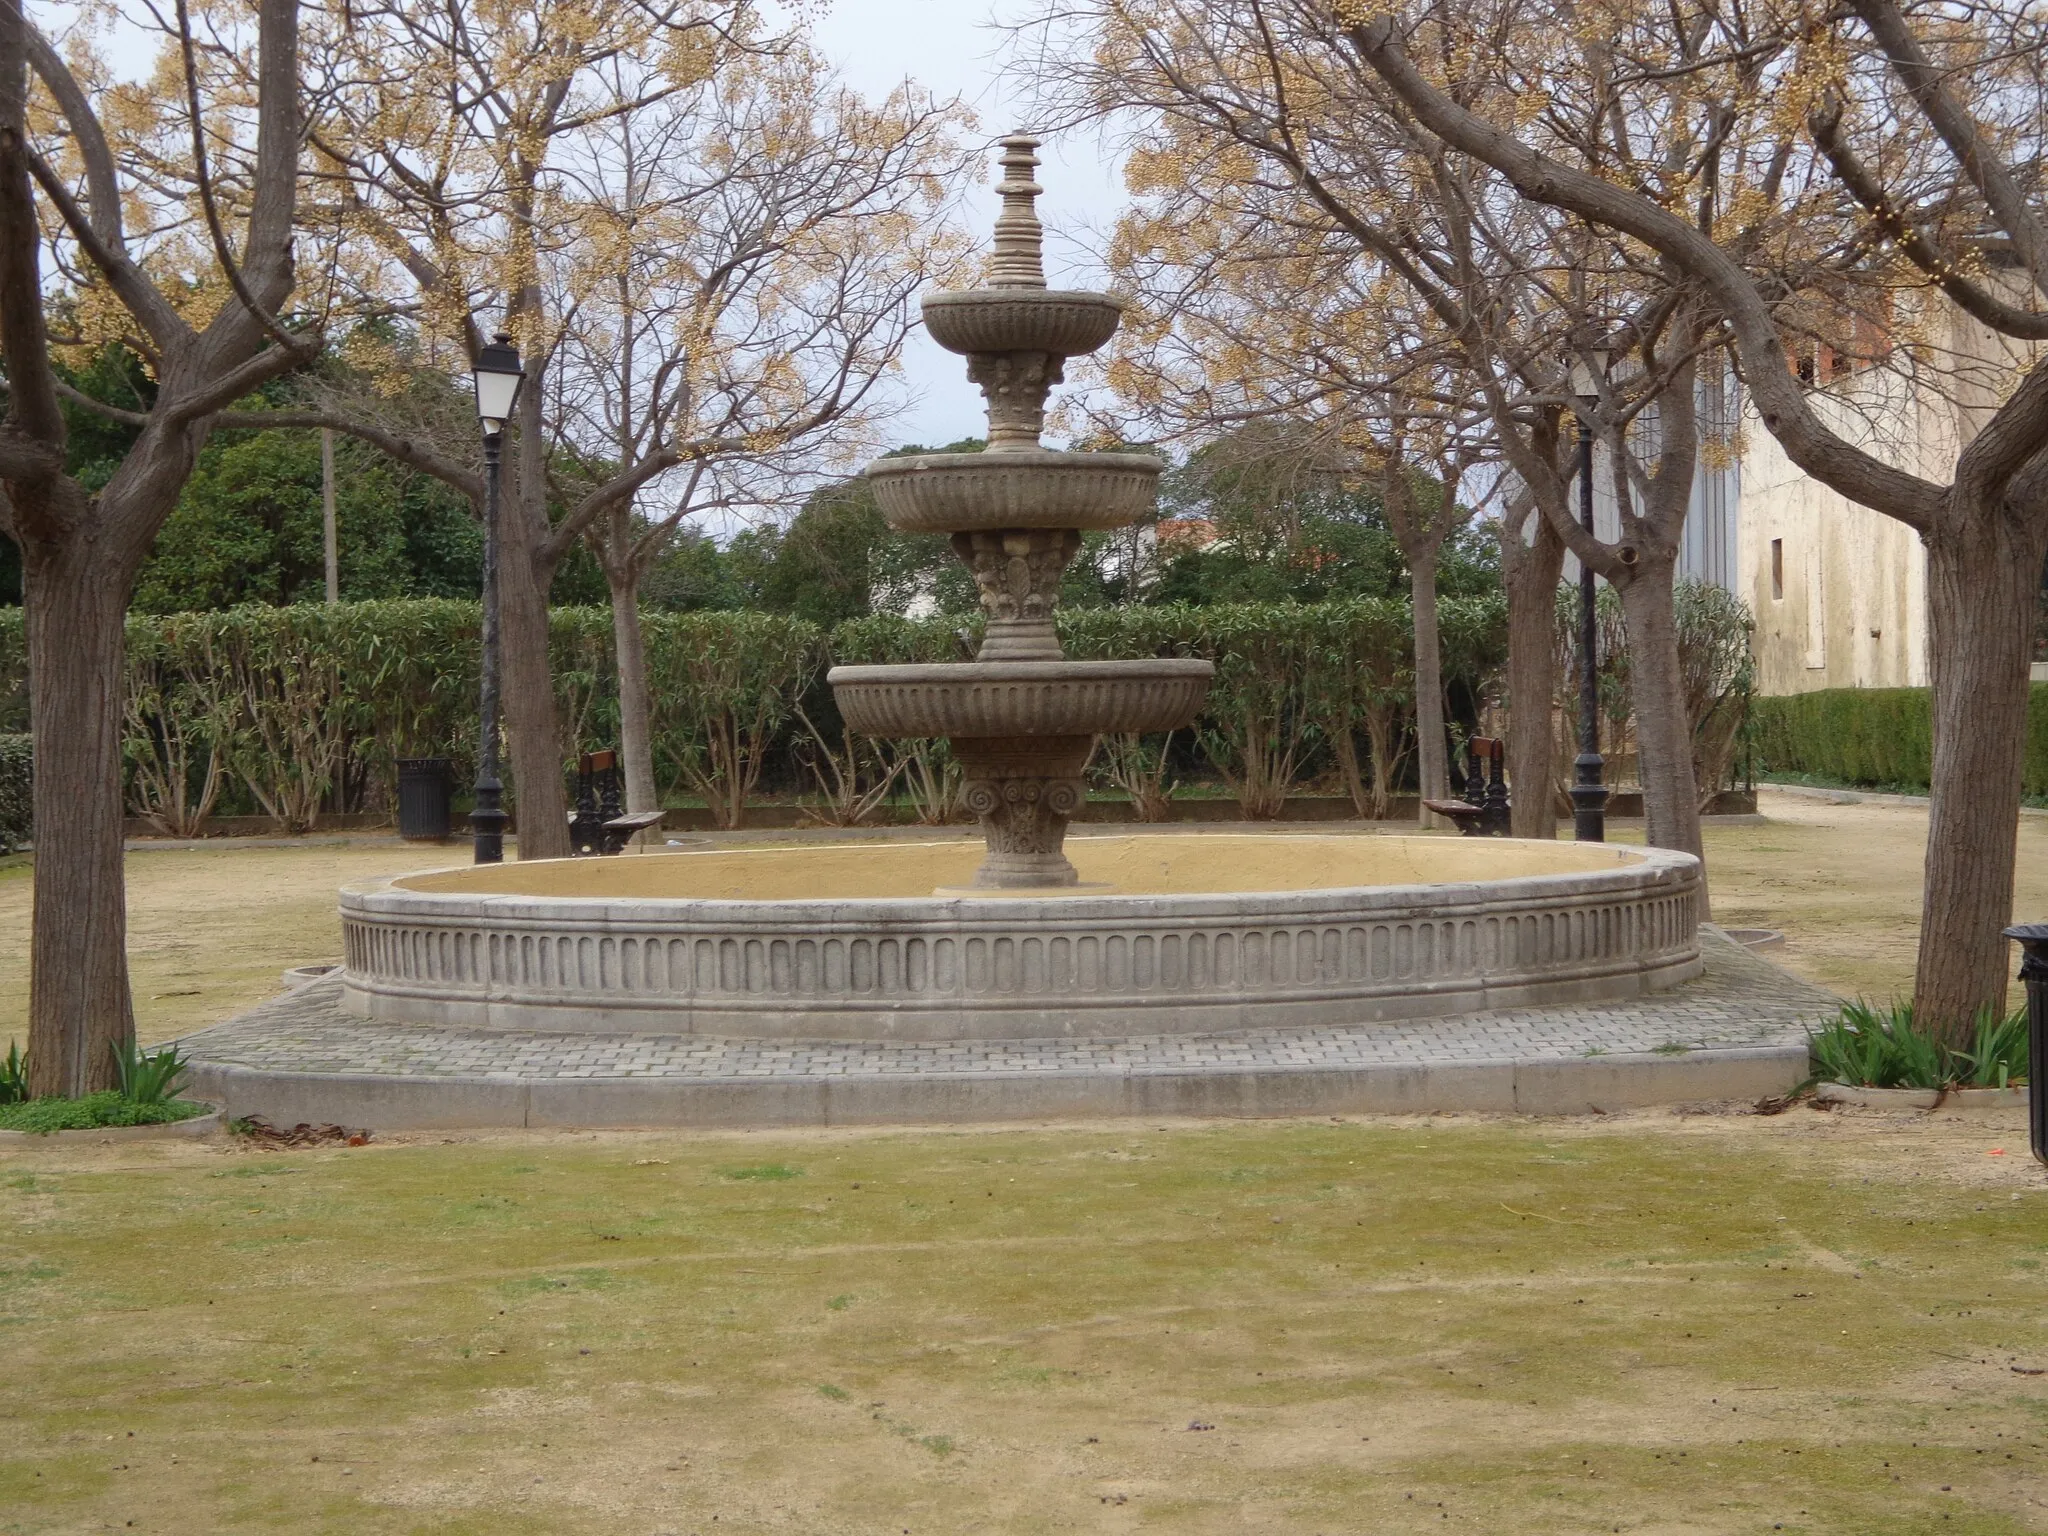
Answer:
[1569, 354, 1609, 842]
[470, 331, 524, 864]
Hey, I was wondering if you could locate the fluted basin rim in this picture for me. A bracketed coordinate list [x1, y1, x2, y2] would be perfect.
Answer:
[921, 287, 1128, 314]
[359, 837, 1701, 913]
[826, 659, 1215, 685]
[829, 658, 1214, 739]
[864, 447, 1164, 481]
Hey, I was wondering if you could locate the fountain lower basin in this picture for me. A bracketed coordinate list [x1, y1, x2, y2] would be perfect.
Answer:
[338, 834, 1703, 1041]
[829, 659, 1213, 738]
[865, 449, 1163, 533]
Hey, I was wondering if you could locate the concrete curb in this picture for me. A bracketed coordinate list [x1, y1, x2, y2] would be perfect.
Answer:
[183, 1044, 1809, 1133]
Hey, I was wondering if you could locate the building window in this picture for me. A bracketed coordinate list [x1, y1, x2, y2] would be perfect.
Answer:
[1771, 539, 1784, 600]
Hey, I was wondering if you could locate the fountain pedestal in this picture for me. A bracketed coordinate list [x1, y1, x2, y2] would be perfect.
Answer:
[828, 133, 1213, 890]
[949, 734, 1094, 889]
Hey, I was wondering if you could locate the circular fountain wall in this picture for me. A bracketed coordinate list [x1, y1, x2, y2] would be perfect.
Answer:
[338, 835, 1702, 1040]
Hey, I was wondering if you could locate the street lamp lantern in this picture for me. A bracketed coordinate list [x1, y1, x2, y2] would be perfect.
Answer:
[1569, 342, 1605, 404]
[1568, 341, 1610, 843]
[472, 331, 525, 430]
[468, 329, 522, 864]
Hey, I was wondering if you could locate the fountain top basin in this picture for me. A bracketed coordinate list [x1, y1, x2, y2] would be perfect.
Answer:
[920, 288, 1125, 357]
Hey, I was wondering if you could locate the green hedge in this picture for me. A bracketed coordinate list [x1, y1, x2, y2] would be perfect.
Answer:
[0, 593, 1565, 827]
[0, 734, 28, 851]
[1752, 685, 2048, 795]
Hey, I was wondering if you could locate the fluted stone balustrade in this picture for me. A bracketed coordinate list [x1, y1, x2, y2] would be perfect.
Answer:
[337, 841, 1704, 1040]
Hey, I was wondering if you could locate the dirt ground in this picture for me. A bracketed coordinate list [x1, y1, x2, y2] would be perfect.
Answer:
[0, 787, 2036, 1050]
[1661, 790, 2048, 1006]
[2, 1106, 2044, 1534]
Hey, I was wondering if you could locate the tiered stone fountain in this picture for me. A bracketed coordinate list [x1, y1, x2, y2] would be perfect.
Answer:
[321, 136, 1704, 1050]
[828, 135, 1212, 890]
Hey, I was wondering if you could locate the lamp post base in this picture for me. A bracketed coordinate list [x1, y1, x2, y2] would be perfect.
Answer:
[1570, 753, 1608, 843]
[471, 778, 508, 865]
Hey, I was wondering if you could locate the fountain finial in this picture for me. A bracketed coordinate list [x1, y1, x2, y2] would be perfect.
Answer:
[987, 134, 1046, 289]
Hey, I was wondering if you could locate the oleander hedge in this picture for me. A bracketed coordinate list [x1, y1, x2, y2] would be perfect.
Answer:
[1752, 684, 2048, 796]
[0, 590, 1763, 830]
[0, 597, 1522, 830]
[0, 734, 29, 851]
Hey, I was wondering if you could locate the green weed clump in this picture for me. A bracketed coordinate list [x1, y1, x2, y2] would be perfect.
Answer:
[0, 1090, 209, 1134]
[720, 1163, 803, 1181]
[0, 1040, 206, 1133]
[1808, 999, 2030, 1089]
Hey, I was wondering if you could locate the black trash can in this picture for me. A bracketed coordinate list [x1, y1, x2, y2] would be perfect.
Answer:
[395, 757, 454, 842]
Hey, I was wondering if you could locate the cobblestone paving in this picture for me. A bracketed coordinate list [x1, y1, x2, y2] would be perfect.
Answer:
[178, 930, 1832, 1083]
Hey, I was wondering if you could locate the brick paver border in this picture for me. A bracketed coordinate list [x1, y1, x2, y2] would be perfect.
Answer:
[177, 928, 1834, 1130]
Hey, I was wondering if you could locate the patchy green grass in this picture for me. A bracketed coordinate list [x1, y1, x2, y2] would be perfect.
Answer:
[3, 1110, 2044, 1533]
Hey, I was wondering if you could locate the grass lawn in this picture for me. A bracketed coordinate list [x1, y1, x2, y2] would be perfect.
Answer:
[1, 797, 2046, 1530]
[2, 1109, 2044, 1534]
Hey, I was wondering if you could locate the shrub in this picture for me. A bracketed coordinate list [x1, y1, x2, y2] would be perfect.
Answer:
[112, 1039, 191, 1105]
[1808, 998, 2029, 1089]
[0, 733, 29, 851]
[1752, 688, 1937, 791]
[2, 588, 1717, 831]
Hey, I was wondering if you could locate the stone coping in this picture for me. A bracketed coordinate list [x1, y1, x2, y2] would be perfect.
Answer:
[177, 930, 1830, 1131]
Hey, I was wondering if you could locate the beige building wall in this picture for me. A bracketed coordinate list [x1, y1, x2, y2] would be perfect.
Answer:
[1738, 289, 2034, 696]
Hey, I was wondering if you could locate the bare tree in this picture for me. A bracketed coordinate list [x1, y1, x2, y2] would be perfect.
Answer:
[1023, 0, 1728, 865]
[1341, 0, 2048, 1031]
[246, 0, 777, 859]
[236, 8, 964, 852]
[555, 54, 966, 822]
[0, 0, 316, 1094]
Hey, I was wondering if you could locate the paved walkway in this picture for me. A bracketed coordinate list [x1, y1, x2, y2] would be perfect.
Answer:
[176, 930, 1835, 1130]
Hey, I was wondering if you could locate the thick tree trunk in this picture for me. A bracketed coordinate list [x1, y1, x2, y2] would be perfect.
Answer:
[498, 546, 571, 861]
[1501, 507, 1565, 839]
[23, 544, 135, 1096]
[1615, 552, 1708, 912]
[1914, 509, 2045, 1039]
[1409, 549, 1448, 828]
[608, 564, 661, 828]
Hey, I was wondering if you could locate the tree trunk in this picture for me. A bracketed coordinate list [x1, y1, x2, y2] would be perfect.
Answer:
[1913, 507, 2045, 1040]
[608, 563, 661, 833]
[23, 544, 135, 1096]
[1501, 507, 1565, 839]
[498, 544, 571, 861]
[1409, 548, 1448, 828]
[1615, 551, 1708, 911]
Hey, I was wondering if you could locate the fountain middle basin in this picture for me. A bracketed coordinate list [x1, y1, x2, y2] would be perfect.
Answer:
[338, 834, 1703, 1040]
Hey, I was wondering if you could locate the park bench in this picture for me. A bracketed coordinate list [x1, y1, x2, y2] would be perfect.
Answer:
[1422, 736, 1512, 837]
[568, 751, 663, 855]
